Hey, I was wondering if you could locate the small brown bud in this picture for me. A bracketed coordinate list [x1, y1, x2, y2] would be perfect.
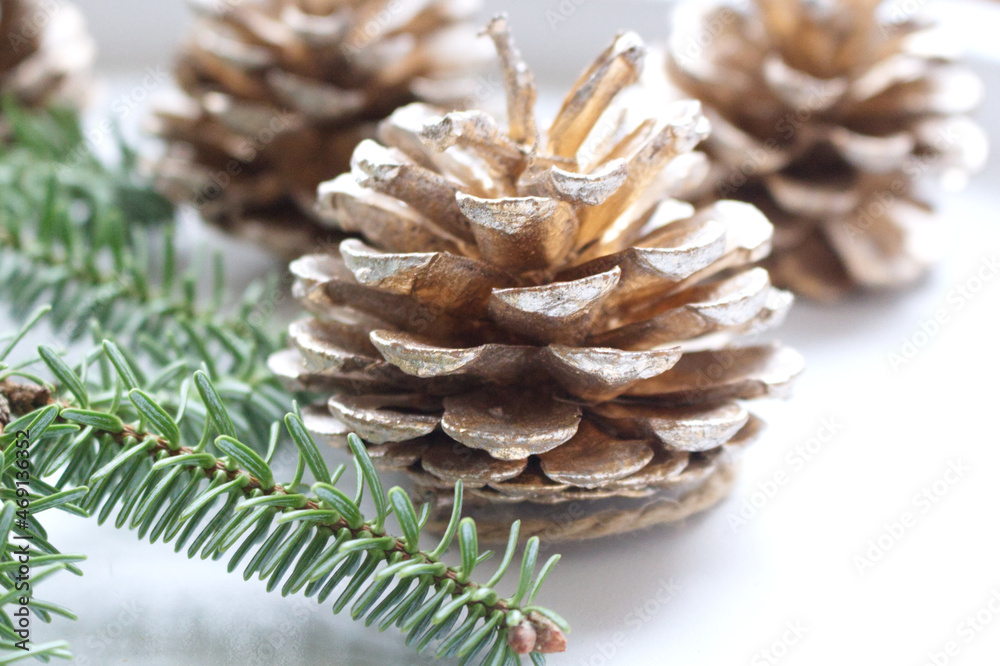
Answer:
[0, 394, 10, 428]
[527, 611, 567, 654]
[507, 620, 537, 655]
[0, 380, 51, 418]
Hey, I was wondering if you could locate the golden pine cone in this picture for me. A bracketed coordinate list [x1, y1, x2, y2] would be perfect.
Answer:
[665, 0, 988, 300]
[0, 0, 94, 111]
[151, 0, 490, 258]
[270, 17, 805, 542]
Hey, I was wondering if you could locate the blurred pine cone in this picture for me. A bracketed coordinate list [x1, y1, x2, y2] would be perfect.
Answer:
[665, 0, 988, 300]
[152, 0, 490, 257]
[0, 0, 94, 111]
[271, 16, 804, 541]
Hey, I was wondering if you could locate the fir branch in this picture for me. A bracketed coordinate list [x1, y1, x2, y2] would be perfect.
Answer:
[1, 321, 569, 663]
[0, 97, 172, 239]
[0, 104, 303, 452]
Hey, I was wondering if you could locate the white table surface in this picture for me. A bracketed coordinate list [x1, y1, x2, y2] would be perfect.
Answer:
[9, 3, 1000, 665]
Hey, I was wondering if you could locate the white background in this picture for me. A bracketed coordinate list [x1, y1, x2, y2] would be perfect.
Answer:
[11, 1, 1000, 665]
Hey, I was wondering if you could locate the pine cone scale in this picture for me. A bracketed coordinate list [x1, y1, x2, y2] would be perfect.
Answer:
[546, 32, 645, 159]
[441, 389, 582, 459]
[538, 421, 653, 488]
[591, 401, 751, 453]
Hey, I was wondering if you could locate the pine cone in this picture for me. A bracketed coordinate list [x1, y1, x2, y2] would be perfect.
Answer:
[665, 0, 988, 300]
[152, 0, 490, 257]
[270, 16, 804, 541]
[0, 0, 94, 111]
